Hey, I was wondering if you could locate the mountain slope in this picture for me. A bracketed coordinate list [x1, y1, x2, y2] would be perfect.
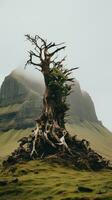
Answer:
[0, 69, 100, 131]
[0, 70, 42, 130]
[0, 69, 112, 200]
[68, 80, 98, 123]
[0, 68, 112, 161]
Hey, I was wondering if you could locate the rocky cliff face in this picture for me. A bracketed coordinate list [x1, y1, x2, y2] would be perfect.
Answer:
[68, 80, 98, 123]
[82, 91, 98, 122]
[0, 69, 99, 131]
[0, 70, 42, 131]
[0, 73, 28, 106]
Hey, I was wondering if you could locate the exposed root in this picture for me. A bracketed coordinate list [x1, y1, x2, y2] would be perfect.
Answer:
[3, 122, 110, 171]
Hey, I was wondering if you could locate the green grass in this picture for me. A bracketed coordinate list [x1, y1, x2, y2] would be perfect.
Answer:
[0, 122, 112, 200]
[0, 129, 30, 158]
[0, 160, 112, 200]
[67, 122, 112, 162]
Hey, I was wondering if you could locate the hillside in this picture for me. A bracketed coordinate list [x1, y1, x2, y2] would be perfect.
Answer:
[0, 69, 112, 200]
[0, 68, 100, 131]
[0, 126, 112, 199]
[0, 159, 112, 200]
[0, 122, 112, 162]
[0, 68, 112, 159]
[0, 122, 112, 200]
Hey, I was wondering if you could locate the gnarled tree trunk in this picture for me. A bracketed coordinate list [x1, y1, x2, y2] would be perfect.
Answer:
[3, 35, 110, 171]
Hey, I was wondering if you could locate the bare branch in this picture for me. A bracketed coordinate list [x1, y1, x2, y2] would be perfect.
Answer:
[25, 50, 42, 69]
[63, 67, 79, 75]
[54, 56, 66, 67]
[25, 34, 41, 51]
[47, 42, 65, 49]
[49, 46, 66, 57]
[35, 35, 47, 47]
[25, 34, 66, 73]
[67, 67, 79, 72]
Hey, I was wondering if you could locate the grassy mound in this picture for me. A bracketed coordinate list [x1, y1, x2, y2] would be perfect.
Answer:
[3, 124, 111, 171]
[0, 123, 112, 199]
[0, 160, 112, 200]
[0, 122, 112, 161]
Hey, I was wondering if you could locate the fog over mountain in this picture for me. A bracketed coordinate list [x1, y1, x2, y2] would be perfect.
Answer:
[0, 0, 112, 131]
[0, 68, 100, 131]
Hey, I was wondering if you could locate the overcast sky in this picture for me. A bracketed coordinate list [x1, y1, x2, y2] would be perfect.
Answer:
[0, 0, 112, 131]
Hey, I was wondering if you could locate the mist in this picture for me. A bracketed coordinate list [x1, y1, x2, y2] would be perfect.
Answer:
[0, 0, 112, 131]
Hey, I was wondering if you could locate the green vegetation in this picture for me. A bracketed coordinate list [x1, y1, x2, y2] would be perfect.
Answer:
[67, 122, 112, 161]
[0, 129, 30, 158]
[0, 160, 112, 200]
[0, 123, 112, 199]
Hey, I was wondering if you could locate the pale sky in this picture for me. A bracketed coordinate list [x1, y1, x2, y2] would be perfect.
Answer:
[0, 0, 112, 131]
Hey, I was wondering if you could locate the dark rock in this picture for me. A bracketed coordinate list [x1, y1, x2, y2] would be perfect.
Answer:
[0, 180, 8, 186]
[34, 170, 39, 174]
[18, 169, 28, 175]
[77, 186, 93, 192]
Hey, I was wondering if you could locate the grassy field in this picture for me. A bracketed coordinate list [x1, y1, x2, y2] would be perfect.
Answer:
[0, 122, 112, 200]
[67, 122, 112, 162]
[0, 160, 112, 200]
[0, 129, 30, 158]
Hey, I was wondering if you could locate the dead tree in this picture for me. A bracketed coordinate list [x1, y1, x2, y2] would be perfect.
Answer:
[25, 34, 78, 155]
[3, 35, 110, 171]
